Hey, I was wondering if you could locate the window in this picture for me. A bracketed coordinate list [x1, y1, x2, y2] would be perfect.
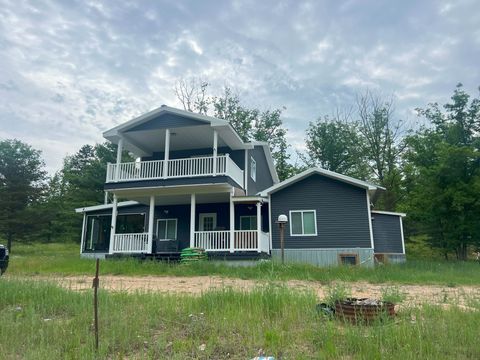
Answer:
[250, 157, 256, 182]
[84, 215, 111, 252]
[157, 219, 177, 241]
[289, 210, 317, 236]
[339, 254, 359, 266]
[240, 215, 257, 230]
[116, 214, 146, 234]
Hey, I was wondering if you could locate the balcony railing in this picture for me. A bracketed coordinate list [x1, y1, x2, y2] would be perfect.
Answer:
[106, 154, 243, 187]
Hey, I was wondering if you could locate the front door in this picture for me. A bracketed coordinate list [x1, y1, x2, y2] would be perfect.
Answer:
[199, 213, 217, 231]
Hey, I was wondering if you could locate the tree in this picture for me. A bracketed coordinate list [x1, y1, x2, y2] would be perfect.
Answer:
[302, 114, 369, 179]
[357, 91, 405, 210]
[404, 84, 480, 260]
[0, 139, 47, 251]
[174, 79, 294, 180]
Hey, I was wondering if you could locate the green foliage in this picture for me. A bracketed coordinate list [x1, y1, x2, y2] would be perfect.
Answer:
[9, 243, 480, 285]
[2, 278, 480, 359]
[324, 282, 351, 306]
[303, 116, 369, 179]
[380, 286, 406, 304]
[404, 84, 480, 260]
[0, 139, 47, 251]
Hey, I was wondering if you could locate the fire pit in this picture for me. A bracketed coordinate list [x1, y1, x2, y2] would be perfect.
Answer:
[335, 298, 395, 324]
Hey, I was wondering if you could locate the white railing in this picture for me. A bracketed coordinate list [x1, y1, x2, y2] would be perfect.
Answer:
[106, 155, 243, 187]
[194, 230, 270, 253]
[234, 230, 258, 250]
[112, 233, 149, 253]
[194, 231, 230, 251]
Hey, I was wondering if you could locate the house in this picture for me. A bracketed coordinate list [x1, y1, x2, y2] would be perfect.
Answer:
[76, 105, 406, 266]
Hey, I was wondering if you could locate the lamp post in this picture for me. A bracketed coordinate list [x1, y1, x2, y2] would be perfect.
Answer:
[277, 214, 288, 264]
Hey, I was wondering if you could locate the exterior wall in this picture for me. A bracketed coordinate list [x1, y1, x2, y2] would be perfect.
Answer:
[271, 248, 374, 267]
[270, 174, 372, 249]
[126, 113, 204, 132]
[371, 213, 404, 254]
[142, 147, 245, 171]
[246, 146, 275, 196]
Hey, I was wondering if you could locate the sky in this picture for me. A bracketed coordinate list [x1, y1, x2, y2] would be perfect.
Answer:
[0, 0, 479, 173]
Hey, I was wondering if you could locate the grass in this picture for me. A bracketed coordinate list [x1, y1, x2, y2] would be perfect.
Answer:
[1, 278, 479, 359]
[7, 242, 480, 286]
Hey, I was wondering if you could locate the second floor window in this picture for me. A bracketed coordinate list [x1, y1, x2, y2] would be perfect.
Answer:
[250, 157, 256, 182]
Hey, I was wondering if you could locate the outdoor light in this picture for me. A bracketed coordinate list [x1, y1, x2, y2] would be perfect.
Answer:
[277, 214, 288, 264]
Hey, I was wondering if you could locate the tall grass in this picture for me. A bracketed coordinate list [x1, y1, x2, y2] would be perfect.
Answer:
[8, 242, 480, 286]
[1, 279, 479, 359]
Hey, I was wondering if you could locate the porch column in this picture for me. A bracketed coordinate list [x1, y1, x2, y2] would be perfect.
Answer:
[229, 190, 235, 253]
[212, 129, 218, 176]
[115, 138, 123, 181]
[190, 193, 196, 248]
[147, 195, 155, 253]
[108, 194, 118, 254]
[163, 128, 170, 179]
[256, 201, 262, 253]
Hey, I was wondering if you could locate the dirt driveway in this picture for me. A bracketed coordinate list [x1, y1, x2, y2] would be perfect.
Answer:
[17, 275, 480, 308]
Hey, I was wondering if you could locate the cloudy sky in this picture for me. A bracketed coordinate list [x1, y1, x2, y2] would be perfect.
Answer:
[0, 0, 479, 173]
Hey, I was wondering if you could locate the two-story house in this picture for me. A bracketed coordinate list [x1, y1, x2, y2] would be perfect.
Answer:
[76, 105, 406, 266]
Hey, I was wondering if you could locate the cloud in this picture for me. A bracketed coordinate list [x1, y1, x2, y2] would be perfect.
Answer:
[0, 0, 479, 173]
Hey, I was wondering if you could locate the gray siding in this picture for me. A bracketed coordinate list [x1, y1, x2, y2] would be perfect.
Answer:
[247, 146, 274, 195]
[372, 213, 404, 254]
[126, 113, 204, 132]
[271, 248, 374, 267]
[270, 174, 372, 249]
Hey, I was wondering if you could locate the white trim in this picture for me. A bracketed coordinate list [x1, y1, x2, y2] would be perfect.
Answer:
[108, 195, 118, 254]
[399, 216, 406, 254]
[250, 156, 257, 182]
[268, 194, 273, 252]
[80, 212, 86, 254]
[244, 149, 249, 193]
[163, 128, 170, 179]
[229, 189, 235, 253]
[247, 141, 279, 184]
[366, 190, 375, 249]
[147, 195, 155, 252]
[371, 210, 407, 217]
[260, 167, 382, 196]
[239, 215, 257, 230]
[289, 210, 318, 236]
[256, 202, 262, 253]
[232, 196, 267, 203]
[75, 200, 140, 213]
[156, 218, 178, 241]
[190, 193, 196, 247]
[115, 138, 123, 181]
[213, 129, 218, 176]
[199, 213, 217, 231]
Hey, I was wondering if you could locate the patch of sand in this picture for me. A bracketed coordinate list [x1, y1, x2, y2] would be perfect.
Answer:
[15, 274, 480, 307]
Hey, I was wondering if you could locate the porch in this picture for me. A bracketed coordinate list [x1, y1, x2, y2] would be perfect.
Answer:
[95, 189, 270, 256]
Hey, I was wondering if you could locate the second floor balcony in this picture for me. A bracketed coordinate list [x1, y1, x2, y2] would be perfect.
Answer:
[106, 154, 244, 188]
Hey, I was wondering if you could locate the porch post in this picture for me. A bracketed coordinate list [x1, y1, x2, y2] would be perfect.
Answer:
[256, 201, 262, 253]
[115, 138, 123, 181]
[163, 128, 170, 179]
[108, 194, 118, 254]
[190, 193, 196, 248]
[229, 190, 235, 253]
[148, 195, 155, 254]
[212, 129, 218, 176]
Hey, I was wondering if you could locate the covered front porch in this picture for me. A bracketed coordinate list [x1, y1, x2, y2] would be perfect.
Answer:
[99, 187, 270, 255]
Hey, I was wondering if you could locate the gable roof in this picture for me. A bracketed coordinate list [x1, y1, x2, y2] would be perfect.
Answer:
[103, 105, 250, 151]
[248, 141, 279, 184]
[259, 167, 384, 196]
